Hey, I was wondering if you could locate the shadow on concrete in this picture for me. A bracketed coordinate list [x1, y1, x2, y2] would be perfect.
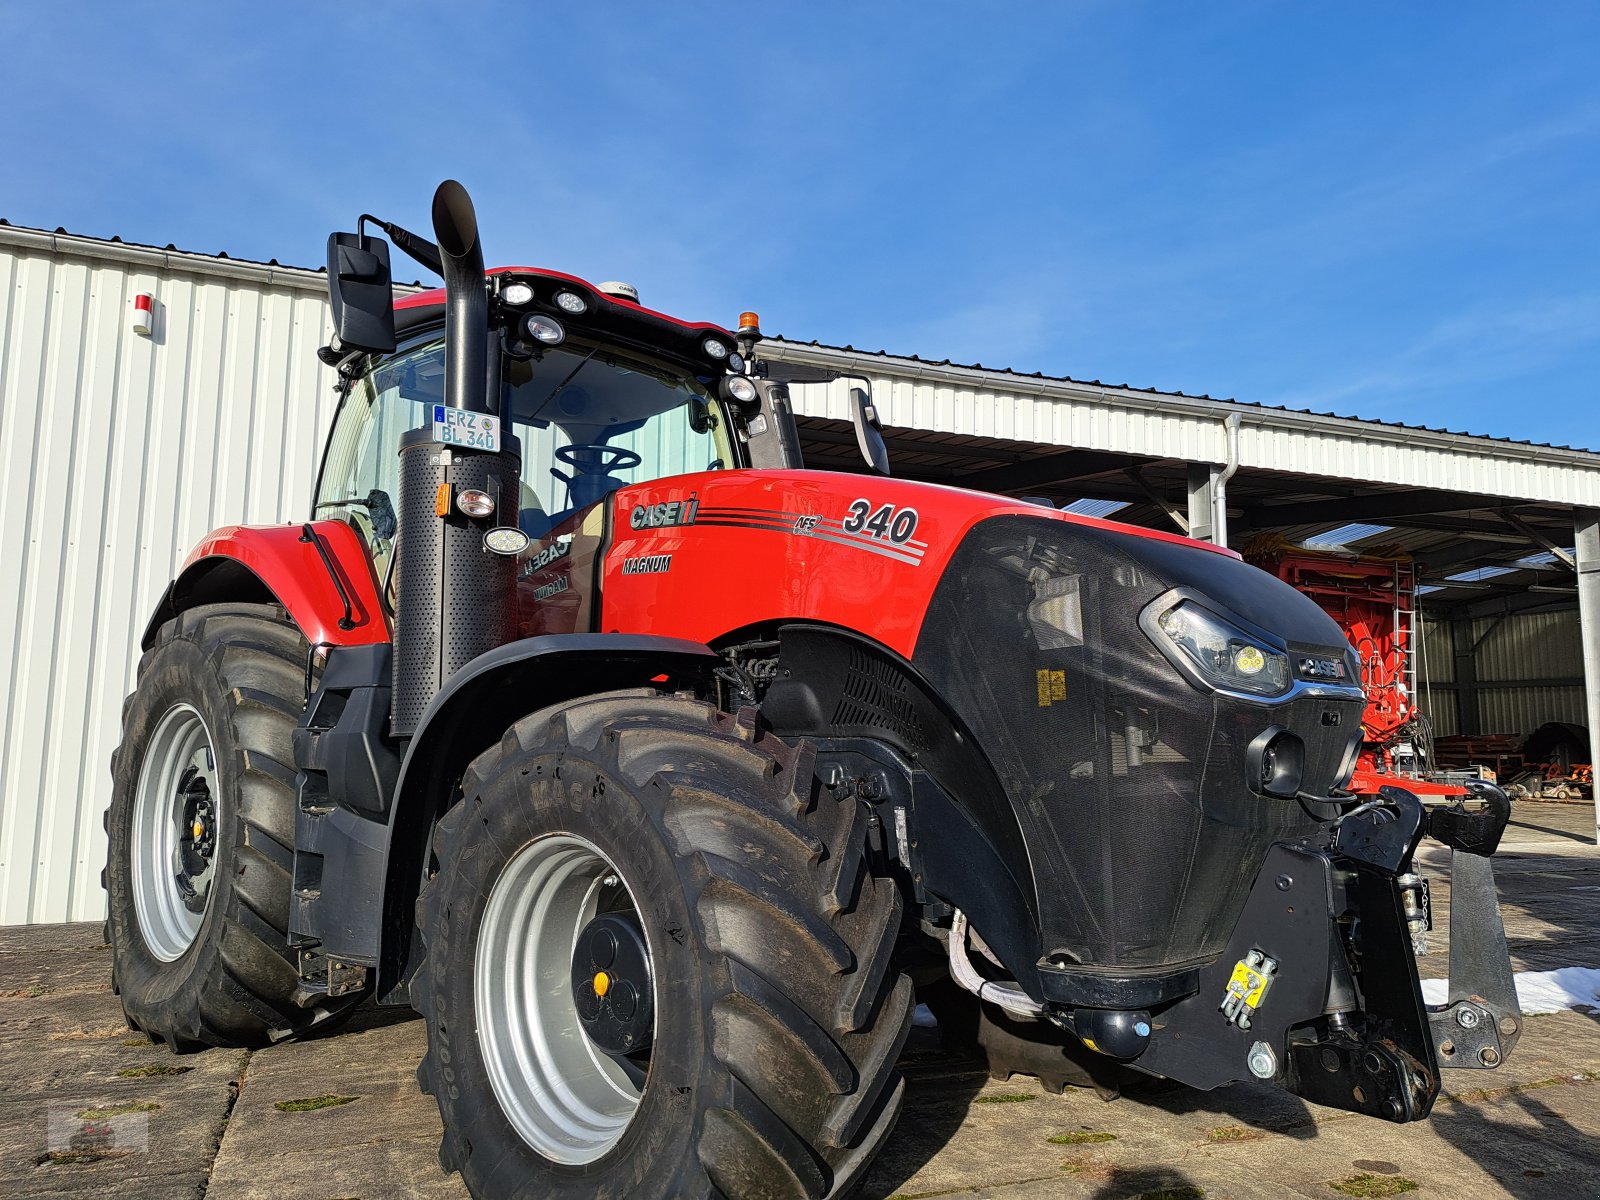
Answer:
[1506, 817, 1592, 844]
[1090, 1163, 1205, 1199]
[1127, 1076, 1319, 1140]
[862, 1028, 991, 1198]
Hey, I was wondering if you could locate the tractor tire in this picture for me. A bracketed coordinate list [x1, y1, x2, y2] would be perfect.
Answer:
[104, 603, 360, 1048]
[415, 691, 914, 1200]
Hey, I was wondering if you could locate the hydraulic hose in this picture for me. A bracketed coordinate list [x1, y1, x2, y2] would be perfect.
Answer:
[948, 910, 1044, 1020]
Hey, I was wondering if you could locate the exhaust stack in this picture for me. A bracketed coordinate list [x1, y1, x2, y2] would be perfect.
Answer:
[391, 180, 521, 735]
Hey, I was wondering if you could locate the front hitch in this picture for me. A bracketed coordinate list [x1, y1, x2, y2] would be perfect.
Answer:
[1421, 781, 1522, 1071]
[1133, 782, 1519, 1122]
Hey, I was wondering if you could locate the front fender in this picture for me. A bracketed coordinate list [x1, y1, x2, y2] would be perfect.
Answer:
[372, 633, 719, 997]
[141, 521, 389, 650]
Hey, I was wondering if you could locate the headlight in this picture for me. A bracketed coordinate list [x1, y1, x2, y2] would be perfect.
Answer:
[525, 313, 565, 345]
[1151, 600, 1289, 697]
[721, 375, 758, 405]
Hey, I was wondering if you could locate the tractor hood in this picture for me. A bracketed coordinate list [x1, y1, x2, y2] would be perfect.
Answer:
[598, 469, 1368, 1005]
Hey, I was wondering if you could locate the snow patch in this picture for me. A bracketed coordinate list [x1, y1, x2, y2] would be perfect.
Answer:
[1420, 966, 1600, 1015]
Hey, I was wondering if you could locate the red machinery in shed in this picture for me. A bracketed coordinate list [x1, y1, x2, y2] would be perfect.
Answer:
[1244, 538, 1468, 802]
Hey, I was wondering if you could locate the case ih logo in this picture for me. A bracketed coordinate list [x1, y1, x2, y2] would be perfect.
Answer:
[1299, 655, 1347, 680]
[630, 496, 699, 530]
[519, 538, 571, 577]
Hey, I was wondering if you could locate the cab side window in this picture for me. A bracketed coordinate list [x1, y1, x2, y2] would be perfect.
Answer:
[314, 338, 444, 579]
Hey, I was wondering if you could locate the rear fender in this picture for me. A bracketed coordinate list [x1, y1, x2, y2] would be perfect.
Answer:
[141, 522, 389, 650]
[371, 634, 719, 998]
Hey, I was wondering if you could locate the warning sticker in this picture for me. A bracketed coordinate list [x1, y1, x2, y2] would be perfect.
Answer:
[1035, 669, 1067, 707]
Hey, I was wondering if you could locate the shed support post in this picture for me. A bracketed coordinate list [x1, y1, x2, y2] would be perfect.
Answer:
[1576, 507, 1600, 845]
[1187, 464, 1221, 546]
[1450, 619, 1481, 737]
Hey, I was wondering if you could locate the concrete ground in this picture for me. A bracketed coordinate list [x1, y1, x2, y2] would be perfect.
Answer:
[3, 802, 1597, 1200]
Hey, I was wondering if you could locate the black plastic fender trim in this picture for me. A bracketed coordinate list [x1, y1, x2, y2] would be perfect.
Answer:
[371, 633, 718, 997]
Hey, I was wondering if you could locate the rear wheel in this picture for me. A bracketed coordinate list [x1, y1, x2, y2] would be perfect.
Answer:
[104, 603, 360, 1047]
[416, 691, 913, 1199]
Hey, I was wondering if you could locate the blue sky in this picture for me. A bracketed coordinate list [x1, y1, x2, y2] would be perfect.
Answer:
[4, 3, 1596, 449]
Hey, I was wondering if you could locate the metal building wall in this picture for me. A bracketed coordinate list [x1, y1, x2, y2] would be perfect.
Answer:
[0, 229, 340, 924]
[760, 341, 1600, 507]
[1472, 610, 1587, 735]
[1417, 609, 1585, 740]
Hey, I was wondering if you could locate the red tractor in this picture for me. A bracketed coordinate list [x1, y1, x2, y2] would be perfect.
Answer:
[106, 182, 1523, 1199]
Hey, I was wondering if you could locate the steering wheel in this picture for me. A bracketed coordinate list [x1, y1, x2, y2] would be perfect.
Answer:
[554, 444, 642, 474]
[550, 443, 644, 513]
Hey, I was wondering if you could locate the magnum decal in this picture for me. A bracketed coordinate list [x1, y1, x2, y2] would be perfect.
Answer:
[622, 554, 673, 575]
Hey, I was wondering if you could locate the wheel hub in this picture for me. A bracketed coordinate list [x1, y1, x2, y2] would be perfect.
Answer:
[572, 911, 654, 1056]
[175, 767, 217, 909]
[130, 703, 219, 962]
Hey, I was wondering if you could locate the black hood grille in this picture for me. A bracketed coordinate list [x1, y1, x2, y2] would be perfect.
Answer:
[912, 516, 1364, 977]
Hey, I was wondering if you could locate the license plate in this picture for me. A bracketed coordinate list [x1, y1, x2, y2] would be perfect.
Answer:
[432, 405, 500, 452]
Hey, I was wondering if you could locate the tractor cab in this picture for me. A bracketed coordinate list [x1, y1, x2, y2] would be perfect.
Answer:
[313, 267, 773, 606]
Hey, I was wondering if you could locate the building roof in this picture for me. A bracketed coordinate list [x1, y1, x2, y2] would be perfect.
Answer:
[5, 218, 1595, 461]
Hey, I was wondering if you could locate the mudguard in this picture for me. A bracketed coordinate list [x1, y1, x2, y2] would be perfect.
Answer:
[141, 521, 390, 650]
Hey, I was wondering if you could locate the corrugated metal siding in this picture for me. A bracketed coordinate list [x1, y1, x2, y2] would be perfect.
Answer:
[1422, 687, 1461, 738]
[1478, 687, 1587, 736]
[1417, 615, 1455, 685]
[1472, 610, 1584, 682]
[0, 235, 341, 924]
[1416, 610, 1586, 740]
[764, 342, 1600, 506]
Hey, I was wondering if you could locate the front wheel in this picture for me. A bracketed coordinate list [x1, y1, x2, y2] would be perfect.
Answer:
[415, 692, 913, 1199]
[104, 603, 361, 1047]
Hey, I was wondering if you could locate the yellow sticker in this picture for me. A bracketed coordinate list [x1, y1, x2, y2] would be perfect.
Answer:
[1036, 669, 1067, 706]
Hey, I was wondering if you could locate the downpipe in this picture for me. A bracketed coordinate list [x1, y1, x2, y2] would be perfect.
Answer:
[1212, 411, 1241, 547]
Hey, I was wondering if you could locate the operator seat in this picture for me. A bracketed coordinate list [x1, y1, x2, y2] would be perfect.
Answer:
[519, 481, 551, 540]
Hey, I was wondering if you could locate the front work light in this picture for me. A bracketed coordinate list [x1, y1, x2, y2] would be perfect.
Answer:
[483, 526, 530, 556]
[525, 313, 566, 345]
[500, 282, 535, 306]
[722, 375, 758, 404]
[456, 488, 496, 518]
[554, 290, 587, 315]
[702, 336, 730, 360]
[1149, 600, 1289, 698]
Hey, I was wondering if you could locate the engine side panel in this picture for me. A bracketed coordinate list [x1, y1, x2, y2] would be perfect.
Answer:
[595, 469, 1228, 655]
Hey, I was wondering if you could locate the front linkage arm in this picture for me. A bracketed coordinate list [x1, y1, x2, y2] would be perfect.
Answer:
[1135, 782, 1519, 1122]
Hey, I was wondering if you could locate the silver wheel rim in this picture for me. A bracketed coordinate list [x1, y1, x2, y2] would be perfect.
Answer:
[475, 832, 652, 1163]
[130, 703, 220, 962]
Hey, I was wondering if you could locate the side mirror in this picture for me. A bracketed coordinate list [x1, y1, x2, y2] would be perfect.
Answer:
[326, 232, 397, 355]
[851, 386, 890, 476]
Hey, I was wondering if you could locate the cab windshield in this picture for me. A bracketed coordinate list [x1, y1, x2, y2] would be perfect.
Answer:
[315, 334, 733, 559]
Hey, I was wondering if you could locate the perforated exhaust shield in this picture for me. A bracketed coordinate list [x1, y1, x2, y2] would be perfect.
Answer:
[391, 434, 521, 735]
[912, 516, 1365, 985]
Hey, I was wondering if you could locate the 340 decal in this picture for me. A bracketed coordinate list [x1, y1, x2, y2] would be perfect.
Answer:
[843, 499, 919, 544]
